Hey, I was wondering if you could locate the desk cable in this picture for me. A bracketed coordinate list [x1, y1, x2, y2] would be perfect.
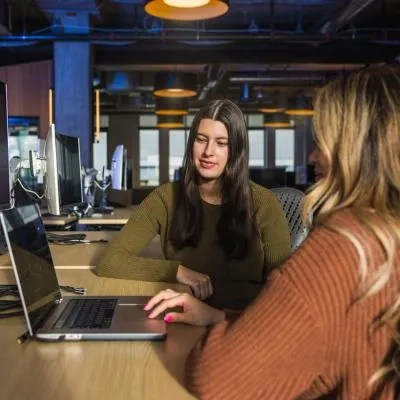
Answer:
[50, 239, 109, 245]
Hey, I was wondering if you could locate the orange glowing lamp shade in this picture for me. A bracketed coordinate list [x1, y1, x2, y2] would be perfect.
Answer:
[285, 96, 314, 116]
[263, 113, 293, 128]
[157, 115, 185, 129]
[155, 97, 189, 115]
[258, 106, 285, 114]
[144, 0, 229, 21]
[257, 96, 286, 114]
[154, 72, 197, 98]
[164, 0, 210, 8]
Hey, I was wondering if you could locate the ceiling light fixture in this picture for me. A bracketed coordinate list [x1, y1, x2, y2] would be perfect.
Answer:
[154, 72, 197, 98]
[144, 0, 229, 21]
[164, 0, 210, 8]
[264, 113, 293, 129]
[155, 97, 189, 115]
[157, 115, 185, 129]
[258, 95, 286, 114]
[285, 96, 314, 116]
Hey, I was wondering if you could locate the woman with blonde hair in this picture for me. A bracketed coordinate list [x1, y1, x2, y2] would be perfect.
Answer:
[145, 66, 400, 399]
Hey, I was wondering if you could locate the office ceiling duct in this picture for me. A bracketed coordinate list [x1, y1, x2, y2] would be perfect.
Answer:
[317, 0, 377, 34]
[144, 0, 229, 21]
[229, 72, 326, 84]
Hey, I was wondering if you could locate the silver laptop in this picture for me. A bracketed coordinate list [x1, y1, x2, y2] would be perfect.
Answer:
[0, 203, 166, 341]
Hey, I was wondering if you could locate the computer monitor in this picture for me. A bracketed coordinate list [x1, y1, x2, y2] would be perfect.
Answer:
[0, 81, 11, 211]
[111, 144, 127, 190]
[45, 124, 83, 215]
[249, 167, 287, 188]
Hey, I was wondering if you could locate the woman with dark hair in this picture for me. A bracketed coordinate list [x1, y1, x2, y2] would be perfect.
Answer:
[145, 66, 400, 399]
[97, 99, 291, 310]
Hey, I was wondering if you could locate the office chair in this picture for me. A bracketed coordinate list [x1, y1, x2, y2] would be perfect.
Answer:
[270, 187, 309, 251]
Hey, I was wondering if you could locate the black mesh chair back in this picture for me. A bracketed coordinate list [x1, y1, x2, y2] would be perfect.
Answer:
[271, 187, 309, 251]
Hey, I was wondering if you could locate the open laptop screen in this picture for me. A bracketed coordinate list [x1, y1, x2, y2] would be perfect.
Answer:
[0, 204, 61, 331]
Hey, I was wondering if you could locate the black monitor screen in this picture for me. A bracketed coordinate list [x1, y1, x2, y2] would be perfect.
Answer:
[0, 82, 11, 210]
[249, 167, 287, 188]
[55, 133, 82, 208]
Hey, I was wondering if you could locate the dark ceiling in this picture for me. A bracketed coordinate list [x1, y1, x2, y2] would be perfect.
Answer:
[1, 0, 400, 112]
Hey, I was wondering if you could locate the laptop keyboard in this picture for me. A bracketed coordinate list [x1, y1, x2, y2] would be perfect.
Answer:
[53, 299, 117, 329]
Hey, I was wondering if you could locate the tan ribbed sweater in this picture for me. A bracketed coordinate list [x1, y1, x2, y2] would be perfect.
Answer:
[186, 211, 398, 399]
[96, 181, 291, 310]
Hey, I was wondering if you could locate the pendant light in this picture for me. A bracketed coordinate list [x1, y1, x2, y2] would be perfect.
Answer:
[285, 96, 314, 116]
[264, 113, 293, 128]
[144, 0, 229, 21]
[154, 72, 197, 98]
[157, 115, 185, 129]
[155, 97, 189, 115]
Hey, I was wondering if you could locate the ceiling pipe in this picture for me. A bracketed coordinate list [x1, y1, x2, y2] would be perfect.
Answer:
[0, 32, 330, 42]
[229, 73, 326, 84]
[198, 64, 221, 101]
[0, 31, 397, 44]
[315, 0, 377, 34]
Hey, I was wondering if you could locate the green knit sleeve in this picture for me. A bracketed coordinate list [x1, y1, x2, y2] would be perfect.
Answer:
[253, 185, 292, 274]
[96, 184, 180, 282]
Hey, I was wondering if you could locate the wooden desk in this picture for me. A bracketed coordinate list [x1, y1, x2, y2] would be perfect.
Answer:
[0, 231, 117, 269]
[42, 214, 78, 227]
[0, 260, 203, 399]
[0, 231, 164, 269]
[78, 207, 135, 226]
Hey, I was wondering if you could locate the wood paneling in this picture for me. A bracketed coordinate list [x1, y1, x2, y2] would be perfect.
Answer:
[0, 60, 52, 138]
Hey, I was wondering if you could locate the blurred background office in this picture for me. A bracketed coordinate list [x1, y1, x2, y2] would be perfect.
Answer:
[0, 0, 398, 206]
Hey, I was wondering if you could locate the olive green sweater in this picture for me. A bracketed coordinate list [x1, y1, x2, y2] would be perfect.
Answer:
[96, 181, 291, 309]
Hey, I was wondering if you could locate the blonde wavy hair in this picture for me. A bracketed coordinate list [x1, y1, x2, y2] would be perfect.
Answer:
[301, 66, 400, 388]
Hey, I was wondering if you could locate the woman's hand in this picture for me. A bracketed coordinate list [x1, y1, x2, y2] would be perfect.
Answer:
[144, 289, 225, 327]
[176, 265, 213, 300]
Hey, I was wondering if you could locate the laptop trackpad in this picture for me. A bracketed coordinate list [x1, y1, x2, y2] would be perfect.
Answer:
[112, 299, 166, 334]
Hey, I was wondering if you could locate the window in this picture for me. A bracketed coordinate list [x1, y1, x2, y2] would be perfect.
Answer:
[169, 129, 188, 181]
[275, 129, 294, 171]
[139, 129, 159, 186]
[248, 129, 264, 166]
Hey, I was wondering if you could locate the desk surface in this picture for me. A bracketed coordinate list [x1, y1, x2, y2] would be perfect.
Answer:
[0, 231, 118, 269]
[0, 231, 164, 269]
[78, 207, 135, 225]
[0, 264, 201, 400]
[42, 213, 78, 226]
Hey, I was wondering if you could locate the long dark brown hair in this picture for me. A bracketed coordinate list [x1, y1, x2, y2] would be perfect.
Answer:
[169, 99, 254, 259]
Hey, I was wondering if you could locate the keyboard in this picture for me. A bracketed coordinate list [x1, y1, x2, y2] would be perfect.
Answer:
[53, 299, 117, 329]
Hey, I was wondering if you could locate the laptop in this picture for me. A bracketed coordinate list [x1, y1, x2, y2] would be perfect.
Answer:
[0, 203, 166, 341]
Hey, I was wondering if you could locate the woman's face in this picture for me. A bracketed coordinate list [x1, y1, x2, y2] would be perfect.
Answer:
[193, 118, 229, 181]
[308, 147, 329, 182]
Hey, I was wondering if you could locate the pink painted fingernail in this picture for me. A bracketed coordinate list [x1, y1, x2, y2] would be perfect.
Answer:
[164, 315, 173, 323]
